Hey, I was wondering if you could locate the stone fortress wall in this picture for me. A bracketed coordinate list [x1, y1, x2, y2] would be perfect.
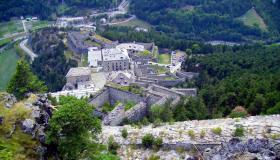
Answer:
[90, 84, 196, 126]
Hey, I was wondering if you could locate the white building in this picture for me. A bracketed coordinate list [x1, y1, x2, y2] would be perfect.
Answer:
[88, 48, 130, 72]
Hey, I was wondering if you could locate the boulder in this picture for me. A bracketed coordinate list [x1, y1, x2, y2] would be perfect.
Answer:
[21, 119, 36, 134]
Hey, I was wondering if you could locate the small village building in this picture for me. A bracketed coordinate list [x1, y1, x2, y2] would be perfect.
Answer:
[102, 48, 130, 71]
[88, 48, 130, 72]
[65, 67, 92, 89]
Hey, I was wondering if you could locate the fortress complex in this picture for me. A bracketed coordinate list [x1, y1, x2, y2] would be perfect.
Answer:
[88, 42, 154, 71]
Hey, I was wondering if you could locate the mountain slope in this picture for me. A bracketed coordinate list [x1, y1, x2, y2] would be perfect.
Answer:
[130, 0, 280, 42]
[0, 0, 115, 21]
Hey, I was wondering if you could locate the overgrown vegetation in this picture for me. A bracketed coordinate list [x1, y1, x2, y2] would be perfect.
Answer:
[0, 95, 38, 159]
[46, 96, 111, 159]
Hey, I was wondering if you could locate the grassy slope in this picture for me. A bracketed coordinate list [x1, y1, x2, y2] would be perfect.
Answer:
[0, 20, 23, 38]
[0, 94, 39, 159]
[238, 8, 267, 31]
[112, 18, 151, 29]
[0, 48, 19, 91]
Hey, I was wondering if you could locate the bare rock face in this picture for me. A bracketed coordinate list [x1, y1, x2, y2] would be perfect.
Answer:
[21, 119, 36, 134]
[0, 93, 17, 108]
[204, 138, 277, 160]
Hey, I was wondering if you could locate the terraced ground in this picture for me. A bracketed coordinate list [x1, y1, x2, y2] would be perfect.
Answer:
[238, 8, 267, 31]
[0, 48, 19, 91]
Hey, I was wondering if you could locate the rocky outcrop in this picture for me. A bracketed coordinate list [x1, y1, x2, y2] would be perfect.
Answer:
[101, 115, 280, 160]
[204, 138, 278, 160]
[0, 93, 17, 108]
[21, 119, 36, 134]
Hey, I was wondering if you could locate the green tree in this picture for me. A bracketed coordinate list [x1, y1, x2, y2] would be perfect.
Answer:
[46, 96, 101, 160]
[267, 102, 280, 114]
[249, 94, 266, 115]
[7, 60, 47, 99]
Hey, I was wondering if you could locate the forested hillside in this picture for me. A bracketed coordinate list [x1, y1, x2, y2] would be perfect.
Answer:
[30, 28, 77, 92]
[130, 0, 280, 42]
[0, 0, 115, 21]
[183, 44, 280, 119]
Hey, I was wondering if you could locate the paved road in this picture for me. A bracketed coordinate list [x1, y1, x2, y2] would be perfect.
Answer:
[20, 39, 38, 61]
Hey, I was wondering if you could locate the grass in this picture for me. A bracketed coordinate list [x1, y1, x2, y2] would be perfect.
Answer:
[125, 101, 136, 111]
[113, 18, 151, 29]
[150, 65, 168, 74]
[158, 54, 171, 64]
[0, 20, 24, 38]
[79, 54, 88, 67]
[0, 38, 12, 48]
[238, 8, 267, 31]
[85, 40, 101, 47]
[94, 34, 112, 44]
[0, 48, 20, 91]
[30, 20, 50, 31]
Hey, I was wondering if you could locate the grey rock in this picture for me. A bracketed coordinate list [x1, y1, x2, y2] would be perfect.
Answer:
[21, 119, 35, 134]
[226, 138, 246, 153]
[37, 127, 46, 144]
[37, 145, 47, 160]
[3, 94, 17, 108]
[247, 139, 269, 153]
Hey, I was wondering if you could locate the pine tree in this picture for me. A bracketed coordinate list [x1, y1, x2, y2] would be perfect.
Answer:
[7, 60, 47, 99]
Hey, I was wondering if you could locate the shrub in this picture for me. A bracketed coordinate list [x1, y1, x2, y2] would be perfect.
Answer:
[154, 137, 163, 149]
[142, 134, 154, 148]
[234, 126, 245, 137]
[229, 106, 248, 118]
[211, 127, 222, 135]
[200, 130, 206, 138]
[188, 130, 196, 139]
[152, 118, 162, 128]
[108, 136, 119, 155]
[271, 134, 280, 140]
[141, 117, 149, 126]
[121, 128, 128, 139]
[148, 154, 160, 160]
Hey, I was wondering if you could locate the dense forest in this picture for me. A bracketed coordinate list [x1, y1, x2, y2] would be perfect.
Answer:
[101, 26, 215, 52]
[183, 44, 280, 119]
[130, 0, 280, 42]
[30, 28, 77, 92]
[0, 0, 116, 21]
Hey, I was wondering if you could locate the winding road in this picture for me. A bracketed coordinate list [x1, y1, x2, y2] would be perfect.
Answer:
[19, 39, 38, 61]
